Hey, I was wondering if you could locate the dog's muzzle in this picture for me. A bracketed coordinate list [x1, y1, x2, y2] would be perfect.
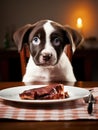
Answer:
[39, 52, 52, 64]
[38, 51, 57, 66]
[42, 53, 52, 62]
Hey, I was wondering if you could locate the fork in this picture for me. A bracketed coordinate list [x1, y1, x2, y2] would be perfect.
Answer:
[84, 89, 95, 115]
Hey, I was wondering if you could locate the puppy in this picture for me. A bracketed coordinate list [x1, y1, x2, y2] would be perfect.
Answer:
[13, 20, 83, 82]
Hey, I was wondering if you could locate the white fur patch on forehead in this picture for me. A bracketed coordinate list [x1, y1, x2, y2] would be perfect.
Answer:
[43, 20, 55, 49]
[43, 20, 55, 52]
[43, 20, 55, 37]
[42, 20, 57, 60]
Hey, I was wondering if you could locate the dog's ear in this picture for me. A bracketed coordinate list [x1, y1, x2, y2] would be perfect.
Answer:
[13, 24, 33, 51]
[65, 26, 83, 52]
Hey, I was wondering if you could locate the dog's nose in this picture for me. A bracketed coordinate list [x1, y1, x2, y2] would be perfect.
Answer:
[42, 53, 52, 61]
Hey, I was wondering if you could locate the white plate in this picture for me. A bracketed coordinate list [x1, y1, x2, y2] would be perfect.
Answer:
[0, 85, 90, 104]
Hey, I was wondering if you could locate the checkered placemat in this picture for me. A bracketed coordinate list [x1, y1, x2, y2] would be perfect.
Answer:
[0, 87, 98, 121]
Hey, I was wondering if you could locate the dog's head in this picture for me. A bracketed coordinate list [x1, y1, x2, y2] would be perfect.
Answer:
[13, 20, 83, 66]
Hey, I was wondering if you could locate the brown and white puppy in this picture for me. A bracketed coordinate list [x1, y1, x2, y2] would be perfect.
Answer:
[13, 20, 83, 82]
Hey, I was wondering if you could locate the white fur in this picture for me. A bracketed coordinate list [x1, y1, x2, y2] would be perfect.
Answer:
[23, 52, 76, 82]
[40, 21, 57, 65]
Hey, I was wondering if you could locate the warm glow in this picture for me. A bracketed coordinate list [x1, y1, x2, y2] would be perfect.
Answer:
[63, 1, 95, 36]
[77, 18, 83, 29]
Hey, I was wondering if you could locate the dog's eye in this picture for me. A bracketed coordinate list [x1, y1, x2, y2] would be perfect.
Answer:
[53, 38, 60, 46]
[32, 37, 40, 45]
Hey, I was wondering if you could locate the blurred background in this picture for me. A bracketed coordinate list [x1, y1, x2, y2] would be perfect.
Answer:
[0, 0, 98, 81]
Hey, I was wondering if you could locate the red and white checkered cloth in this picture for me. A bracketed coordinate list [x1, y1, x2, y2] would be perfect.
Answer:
[0, 87, 98, 121]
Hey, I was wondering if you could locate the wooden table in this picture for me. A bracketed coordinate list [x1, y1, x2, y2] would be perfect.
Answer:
[0, 81, 98, 130]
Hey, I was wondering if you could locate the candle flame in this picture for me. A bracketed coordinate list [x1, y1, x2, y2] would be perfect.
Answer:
[77, 18, 83, 29]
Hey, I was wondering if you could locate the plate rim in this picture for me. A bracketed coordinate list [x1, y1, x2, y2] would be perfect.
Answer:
[0, 85, 90, 104]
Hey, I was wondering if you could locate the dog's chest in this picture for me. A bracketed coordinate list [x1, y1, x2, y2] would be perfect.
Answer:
[32, 66, 66, 82]
[25, 53, 69, 82]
